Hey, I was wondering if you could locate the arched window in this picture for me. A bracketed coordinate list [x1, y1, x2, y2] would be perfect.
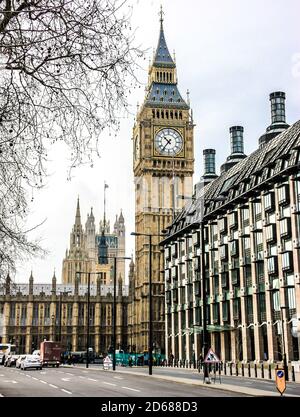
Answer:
[152, 110, 155, 118]
[179, 111, 182, 120]
[156, 110, 160, 118]
[175, 111, 178, 119]
[170, 111, 173, 119]
[161, 110, 164, 119]
[166, 111, 169, 119]
[163, 72, 165, 81]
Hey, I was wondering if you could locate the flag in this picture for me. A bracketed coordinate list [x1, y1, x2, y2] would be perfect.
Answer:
[104, 182, 109, 189]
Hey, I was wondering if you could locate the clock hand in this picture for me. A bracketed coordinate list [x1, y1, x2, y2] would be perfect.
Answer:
[162, 137, 172, 151]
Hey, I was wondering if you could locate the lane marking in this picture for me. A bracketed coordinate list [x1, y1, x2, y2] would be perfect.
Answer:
[61, 389, 72, 395]
[0, 375, 4, 377]
[114, 376, 124, 380]
[65, 373, 74, 376]
[49, 384, 58, 389]
[121, 386, 141, 392]
[3, 380, 18, 384]
[88, 378, 97, 382]
[103, 382, 116, 386]
[61, 378, 71, 382]
[39, 380, 47, 384]
[25, 375, 32, 378]
[79, 376, 85, 379]
[32, 377, 38, 381]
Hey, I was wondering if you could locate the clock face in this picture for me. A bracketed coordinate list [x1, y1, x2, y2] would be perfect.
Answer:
[155, 128, 183, 156]
[134, 135, 140, 160]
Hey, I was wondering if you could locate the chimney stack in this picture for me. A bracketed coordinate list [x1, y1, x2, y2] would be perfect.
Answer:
[270, 91, 286, 125]
[230, 126, 244, 154]
[259, 91, 289, 147]
[220, 126, 247, 174]
[200, 149, 218, 186]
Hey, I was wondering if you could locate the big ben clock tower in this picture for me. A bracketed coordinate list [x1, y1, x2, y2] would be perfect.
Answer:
[132, 10, 194, 354]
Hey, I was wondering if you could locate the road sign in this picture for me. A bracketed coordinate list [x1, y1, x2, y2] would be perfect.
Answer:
[204, 348, 221, 363]
[103, 356, 112, 370]
[275, 368, 286, 395]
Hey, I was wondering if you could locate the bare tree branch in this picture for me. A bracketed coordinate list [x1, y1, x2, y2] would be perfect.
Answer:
[0, 0, 144, 280]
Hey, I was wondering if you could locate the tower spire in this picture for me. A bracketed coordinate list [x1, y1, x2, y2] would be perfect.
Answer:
[153, 7, 174, 67]
[75, 196, 81, 225]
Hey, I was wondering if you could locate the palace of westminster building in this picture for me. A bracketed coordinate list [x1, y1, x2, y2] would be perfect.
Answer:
[0, 12, 300, 363]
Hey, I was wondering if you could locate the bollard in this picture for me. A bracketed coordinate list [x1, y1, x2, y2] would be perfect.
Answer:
[292, 366, 295, 382]
[248, 363, 251, 378]
[268, 364, 271, 379]
[242, 363, 244, 377]
[261, 363, 264, 379]
[254, 363, 257, 378]
[180, 360, 182, 368]
[236, 362, 238, 376]
[224, 362, 227, 375]
[230, 362, 233, 376]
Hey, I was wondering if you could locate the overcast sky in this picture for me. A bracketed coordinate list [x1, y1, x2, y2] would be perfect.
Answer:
[15, 0, 300, 283]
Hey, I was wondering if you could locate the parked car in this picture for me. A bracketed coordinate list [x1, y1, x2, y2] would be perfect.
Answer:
[20, 355, 42, 370]
[4, 355, 19, 367]
[16, 355, 26, 369]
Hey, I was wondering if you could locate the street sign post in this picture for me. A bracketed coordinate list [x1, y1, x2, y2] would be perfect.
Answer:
[103, 355, 113, 370]
[203, 348, 221, 384]
[275, 368, 286, 396]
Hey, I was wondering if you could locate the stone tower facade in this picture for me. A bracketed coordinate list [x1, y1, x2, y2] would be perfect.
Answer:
[132, 13, 194, 353]
[62, 199, 126, 286]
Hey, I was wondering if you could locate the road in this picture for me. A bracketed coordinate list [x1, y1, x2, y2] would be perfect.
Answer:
[0, 365, 246, 397]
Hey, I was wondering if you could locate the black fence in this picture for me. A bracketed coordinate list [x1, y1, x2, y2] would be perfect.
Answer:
[155, 359, 296, 382]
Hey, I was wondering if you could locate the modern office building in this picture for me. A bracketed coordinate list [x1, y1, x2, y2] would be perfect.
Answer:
[162, 93, 300, 363]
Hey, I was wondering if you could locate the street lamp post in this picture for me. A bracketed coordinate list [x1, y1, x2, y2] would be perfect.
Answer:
[280, 306, 289, 381]
[86, 272, 91, 369]
[131, 231, 165, 376]
[175, 194, 226, 383]
[58, 290, 72, 344]
[76, 271, 94, 368]
[104, 255, 132, 371]
[200, 220, 210, 383]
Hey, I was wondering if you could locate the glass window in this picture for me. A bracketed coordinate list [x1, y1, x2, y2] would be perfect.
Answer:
[287, 287, 296, 309]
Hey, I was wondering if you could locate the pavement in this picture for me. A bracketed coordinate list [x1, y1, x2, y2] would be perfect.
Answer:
[59, 364, 300, 397]
[0, 365, 246, 397]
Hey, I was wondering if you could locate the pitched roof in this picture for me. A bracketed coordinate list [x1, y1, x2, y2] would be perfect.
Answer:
[164, 120, 300, 239]
[153, 20, 175, 67]
[145, 82, 188, 109]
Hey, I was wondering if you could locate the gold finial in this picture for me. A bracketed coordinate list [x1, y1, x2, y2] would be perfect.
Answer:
[173, 49, 176, 62]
